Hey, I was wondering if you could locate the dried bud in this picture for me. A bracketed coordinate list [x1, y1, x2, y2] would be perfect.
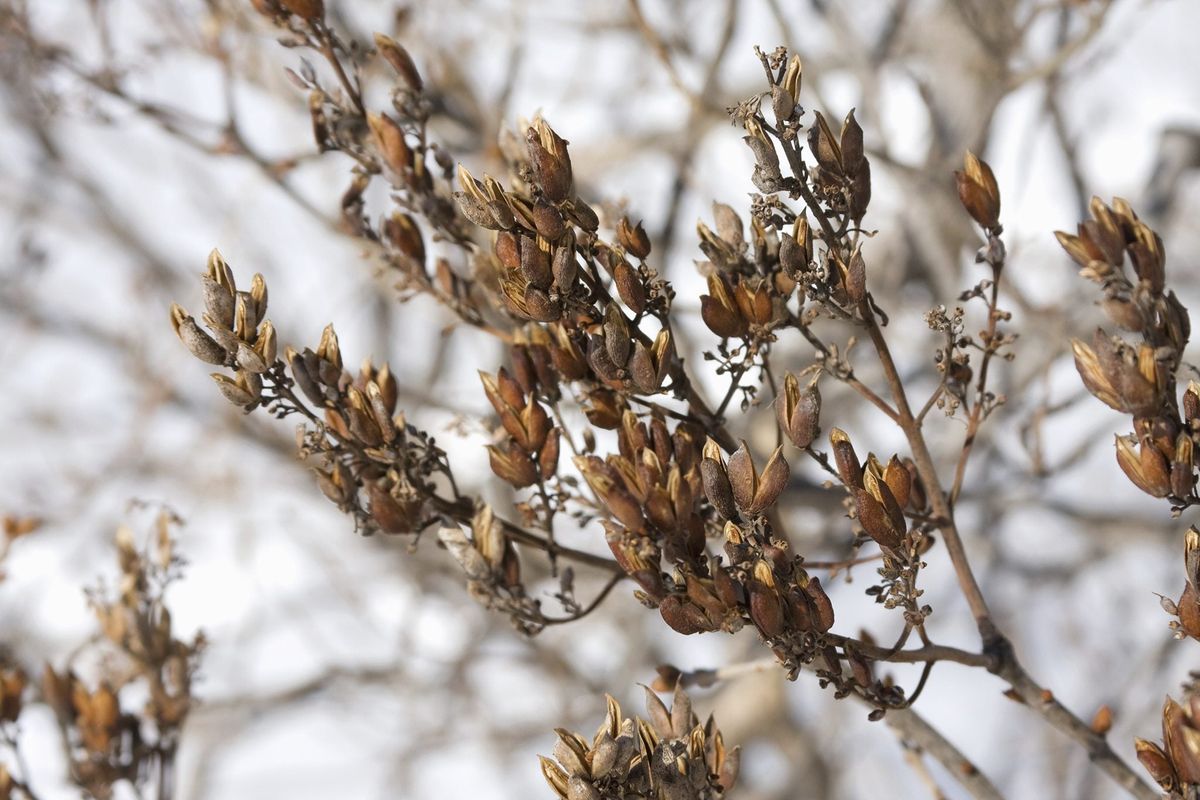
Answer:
[955, 151, 1001, 230]
[830, 428, 862, 488]
[373, 33, 423, 92]
[527, 120, 573, 202]
[618, 217, 652, 260]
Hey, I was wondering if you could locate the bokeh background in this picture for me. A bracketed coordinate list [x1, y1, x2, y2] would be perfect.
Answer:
[3, 0, 1200, 797]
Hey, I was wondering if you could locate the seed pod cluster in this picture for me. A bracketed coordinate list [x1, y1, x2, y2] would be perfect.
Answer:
[436, 505, 540, 631]
[170, 249, 276, 410]
[539, 686, 739, 800]
[807, 109, 871, 222]
[829, 429, 920, 552]
[481, 368, 559, 489]
[39, 517, 203, 798]
[1135, 687, 1200, 795]
[1061, 201, 1196, 505]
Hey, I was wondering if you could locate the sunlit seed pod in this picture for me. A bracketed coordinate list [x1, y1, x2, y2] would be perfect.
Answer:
[201, 275, 236, 330]
[659, 594, 711, 635]
[855, 488, 903, 550]
[617, 217, 652, 260]
[211, 373, 255, 407]
[234, 341, 268, 374]
[748, 446, 789, 515]
[539, 756, 570, 798]
[603, 304, 631, 367]
[174, 312, 228, 365]
[955, 150, 1001, 231]
[829, 428, 862, 488]
[372, 33, 422, 92]
[613, 260, 646, 313]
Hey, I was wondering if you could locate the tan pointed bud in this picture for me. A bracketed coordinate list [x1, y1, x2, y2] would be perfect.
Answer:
[527, 120, 573, 202]
[830, 428, 862, 488]
[383, 212, 425, 265]
[1184, 382, 1200, 428]
[782, 54, 802, 104]
[617, 216, 652, 260]
[1114, 435, 1170, 498]
[840, 108, 865, 172]
[1178, 583, 1200, 641]
[1185, 527, 1200, 590]
[701, 457, 736, 520]
[234, 341, 267, 374]
[726, 441, 757, 513]
[278, 0, 323, 21]
[659, 594, 710, 635]
[1173, 435, 1195, 497]
[748, 577, 784, 638]
[171, 306, 228, 365]
[539, 428, 561, 479]
[808, 110, 842, 171]
[840, 245, 866, 304]
[565, 776, 600, 800]
[1134, 737, 1176, 791]
[211, 373, 256, 407]
[1071, 339, 1123, 410]
[855, 488, 903, 550]
[881, 456, 911, 509]
[777, 371, 821, 449]
[749, 446, 789, 515]
[804, 576, 835, 632]
[700, 273, 748, 338]
[955, 150, 1001, 230]
[254, 320, 277, 364]
[539, 756, 570, 797]
[368, 484, 412, 534]
[488, 443, 538, 488]
[1090, 705, 1113, 735]
[373, 33, 422, 92]
[316, 324, 342, 370]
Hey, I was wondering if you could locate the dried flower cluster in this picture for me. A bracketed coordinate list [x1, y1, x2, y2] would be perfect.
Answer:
[539, 686, 738, 800]
[152, 6, 1200, 792]
[1, 512, 202, 800]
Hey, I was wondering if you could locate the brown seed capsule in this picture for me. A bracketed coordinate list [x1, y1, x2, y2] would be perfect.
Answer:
[617, 216, 652, 260]
[368, 113, 411, 175]
[659, 595, 710, 635]
[1114, 435, 1171, 498]
[527, 120, 573, 202]
[955, 150, 1001, 231]
[804, 576, 835, 632]
[373, 33, 422, 92]
[830, 428, 862, 488]
[368, 484, 413, 534]
[855, 488, 903, 550]
[171, 306, 228, 365]
[777, 372, 821, 449]
[488, 442, 538, 488]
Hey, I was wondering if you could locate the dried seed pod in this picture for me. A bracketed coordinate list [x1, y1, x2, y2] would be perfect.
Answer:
[211, 373, 257, 407]
[700, 273, 748, 339]
[748, 561, 784, 638]
[855, 488, 903, 550]
[488, 442, 538, 488]
[777, 371, 821, 449]
[527, 120, 573, 202]
[618, 217, 652, 260]
[1114, 435, 1171, 498]
[613, 259, 646, 313]
[829, 428, 862, 488]
[170, 305, 228, 365]
[373, 33, 422, 92]
[955, 150, 1001, 231]
[368, 112, 411, 175]
[368, 483, 413, 534]
[804, 576, 835, 632]
[659, 594, 710, 635]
